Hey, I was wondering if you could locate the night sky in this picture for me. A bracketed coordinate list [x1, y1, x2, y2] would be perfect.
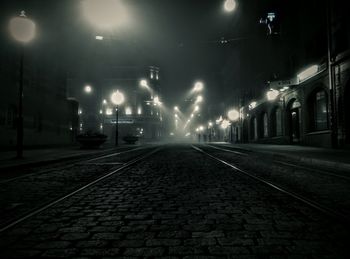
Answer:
[1, 0, 329, 116]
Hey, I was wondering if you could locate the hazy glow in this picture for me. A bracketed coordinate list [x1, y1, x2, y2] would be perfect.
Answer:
[193, 82, 204, 92]
[106, 108, 113, 115]
[154, 96, 161, 105]
[224, 0, 237, 12]
[208, 122, 213, 127]
[297, 65, 319, 82]
[110, 90, 125, 105]
[140, 79, 148, 88]
[191, 114, 194, 118]
[175, 114, 178, 118]
[196, 95, 203, 103]
[125, 107, 132, 115]
[194, 106, 199, 112]
[9, 11, 36, 43]
[174, 106, 179, 111]
[82, 0, 129, 30]
[137, 107, 142, 115]
[221, 119, 231, 129]
[95, 35, 104, 40]
[227, 109, 239, 121]
[266, 89, 279, 101]
[199, 126, 204, 131]
[216, 116, 223, 124]
[84, 85, 92, 93]
[102, 99, 107, 105]
[249, 101, 257, 110]
[99, 109, 103, 114]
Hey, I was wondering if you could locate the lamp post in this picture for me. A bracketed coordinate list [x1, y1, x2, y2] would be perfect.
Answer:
[110, 90, 125, 146]
[9, 11, 36, 158]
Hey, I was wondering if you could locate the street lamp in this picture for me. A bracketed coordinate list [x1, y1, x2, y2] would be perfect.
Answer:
[193, 81, 204, 92]
[110, 90, 125, 146]
[84, 85, 92, 93]
[196, 95, 203, 103]
[224, 0, 237, 12]
[266, 89, 279, 101]
[9, 11, 36, 158]
[140, 79, 148, 88]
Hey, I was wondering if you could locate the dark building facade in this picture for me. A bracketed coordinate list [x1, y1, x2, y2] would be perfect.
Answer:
[233, 50, 350, 148]
[0, 44, 75, 149]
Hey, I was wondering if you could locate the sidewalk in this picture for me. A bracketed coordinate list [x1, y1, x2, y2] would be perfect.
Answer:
[214, 142, 350, 172]
[0, 144, 132, 170]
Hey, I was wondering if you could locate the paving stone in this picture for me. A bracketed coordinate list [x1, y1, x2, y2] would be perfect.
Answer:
[123, 247, 165, 256]
[80, 248, 120, 256]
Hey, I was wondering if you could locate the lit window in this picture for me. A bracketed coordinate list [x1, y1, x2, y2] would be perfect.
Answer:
[125, 107, 132, 115]
[106, 108, 113, 115]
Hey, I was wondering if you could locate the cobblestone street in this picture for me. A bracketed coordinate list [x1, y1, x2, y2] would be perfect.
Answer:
[0, 145, 349, 258]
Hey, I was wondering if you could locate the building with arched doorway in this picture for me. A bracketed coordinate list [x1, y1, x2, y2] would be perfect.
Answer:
[235, 52, 350, 149]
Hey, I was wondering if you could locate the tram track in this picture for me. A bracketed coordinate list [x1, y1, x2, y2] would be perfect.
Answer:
[208, 143, 350, 181]
[0, 146, 148, 184]
[192, 145, 350, 224]
[0, 146, 161, 232]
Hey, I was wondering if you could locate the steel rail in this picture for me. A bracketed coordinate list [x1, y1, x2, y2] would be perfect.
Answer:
[0, 146, 148, 184]
[207, 144, 350, 181]
[0, 147, 160, 233]
[192, 145, 350, 224]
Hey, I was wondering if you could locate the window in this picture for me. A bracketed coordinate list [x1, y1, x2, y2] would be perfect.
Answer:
[313, 90, 328, 131]
[263, 113, 268, 137]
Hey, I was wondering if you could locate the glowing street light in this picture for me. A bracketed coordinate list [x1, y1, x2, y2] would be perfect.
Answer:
[221, 119, 231, 129]
[102, 99, 107, 105]
[194, 105, 199, 112]
[249, 101, 257, 110]
[174, 106, 179, 111]
[140, 79, 148, 88]
[224, 0, 237, 12]
[84, 85, 92, 93]
[110, 90, 125, 146]
[154, 96, 161, 106]
[193, 81, 204, 92]
[9, 11, 36, 158]
[9, 11, 36, 43]
[266, 89, 280, 101]
[227, 109, 239, 121]
[196, 95, 203, 103]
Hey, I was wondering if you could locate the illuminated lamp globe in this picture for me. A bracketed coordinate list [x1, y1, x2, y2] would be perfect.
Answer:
[227, 109, 239, 121]
[224, 0, 237, 12]
[111, 90, 125, 105]
[9, 11, 36, 43]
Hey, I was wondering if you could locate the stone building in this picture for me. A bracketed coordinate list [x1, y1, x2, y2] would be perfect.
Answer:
[234, 51, 350, 148]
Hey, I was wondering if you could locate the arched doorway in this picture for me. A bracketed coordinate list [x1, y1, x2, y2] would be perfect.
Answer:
[287, 99, 301, 144]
